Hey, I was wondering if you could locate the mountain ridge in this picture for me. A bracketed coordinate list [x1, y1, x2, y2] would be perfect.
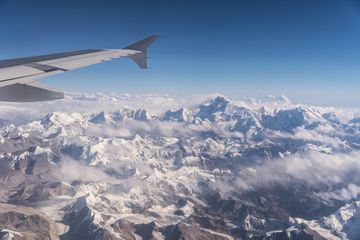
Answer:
[0, 94, 360, 239]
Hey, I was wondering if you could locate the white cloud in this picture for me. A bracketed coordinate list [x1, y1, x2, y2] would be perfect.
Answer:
[51, 157, 113, 182]
[213, 150, 360, 200]
[316, 184, 360, 201]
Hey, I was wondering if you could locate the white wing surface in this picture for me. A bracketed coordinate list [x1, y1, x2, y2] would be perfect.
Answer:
[0, 35, 159, 102]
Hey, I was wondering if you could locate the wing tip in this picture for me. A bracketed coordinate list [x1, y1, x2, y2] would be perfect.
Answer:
[125, 35, 160, 52]
[125, 35, 160, 69]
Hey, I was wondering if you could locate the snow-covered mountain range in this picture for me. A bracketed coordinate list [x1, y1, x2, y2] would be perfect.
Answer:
[1, 93, 360, 239]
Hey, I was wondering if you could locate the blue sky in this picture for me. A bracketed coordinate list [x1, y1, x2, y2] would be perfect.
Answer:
[0, 0, 360, 106]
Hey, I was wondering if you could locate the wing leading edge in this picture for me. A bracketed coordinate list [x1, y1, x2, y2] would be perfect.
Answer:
[0, 35, 159, 102]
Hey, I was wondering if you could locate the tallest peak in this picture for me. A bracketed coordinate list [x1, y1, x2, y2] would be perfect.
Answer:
[208, 94, 231, 105]
[205, 95, 232, 110]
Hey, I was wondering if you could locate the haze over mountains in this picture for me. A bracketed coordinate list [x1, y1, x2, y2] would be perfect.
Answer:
[1, 93, 360, 239]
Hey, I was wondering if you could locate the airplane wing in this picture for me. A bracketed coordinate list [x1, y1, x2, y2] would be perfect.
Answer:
[0, 35, 159, 102]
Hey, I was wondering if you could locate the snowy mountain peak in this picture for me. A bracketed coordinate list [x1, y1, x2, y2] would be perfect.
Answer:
[260, 106, 326, 132]
[40, 112, 84, 127]
[196, 95, 236, 122]
[294, 200, 360, 240]
[134, 109, 152, 121]
[207, 95, 231, 109]
[162, 107, 193, 122]
[320, 201, 360, 239]
[88, 108, 152, 125]
[89, 111, 114, 124]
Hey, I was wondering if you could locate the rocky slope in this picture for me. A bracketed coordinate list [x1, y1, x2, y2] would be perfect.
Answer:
[0, 94, 360, 239]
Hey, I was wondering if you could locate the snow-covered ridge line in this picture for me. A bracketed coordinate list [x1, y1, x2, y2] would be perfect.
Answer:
[1, 93, 358, 125]
[2, 94, 359, 144]
[1, 94, 360, 239]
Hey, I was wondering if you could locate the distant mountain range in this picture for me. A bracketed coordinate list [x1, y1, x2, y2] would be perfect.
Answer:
[1, 94, 360, 239]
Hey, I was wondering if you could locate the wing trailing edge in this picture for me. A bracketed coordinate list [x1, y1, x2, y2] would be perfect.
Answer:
[0, 82, 64, 102]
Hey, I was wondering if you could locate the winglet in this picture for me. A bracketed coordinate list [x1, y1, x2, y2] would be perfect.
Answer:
[125, 35, 159, 69]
